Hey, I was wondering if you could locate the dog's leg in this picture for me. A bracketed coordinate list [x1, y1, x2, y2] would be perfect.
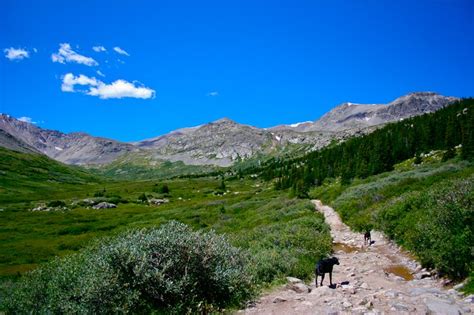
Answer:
[315, 273, 318, 287]
[320, 273, 325, 286]
[329, 272, 333, 286]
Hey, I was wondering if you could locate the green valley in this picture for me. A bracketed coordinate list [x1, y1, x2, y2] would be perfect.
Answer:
[1, 99, 473, 312]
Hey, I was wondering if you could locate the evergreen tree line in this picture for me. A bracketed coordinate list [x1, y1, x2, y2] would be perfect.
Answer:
[257, 98, 474, 195]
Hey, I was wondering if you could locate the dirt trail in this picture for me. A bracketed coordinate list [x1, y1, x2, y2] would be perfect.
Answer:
[241, 200, 473, 314]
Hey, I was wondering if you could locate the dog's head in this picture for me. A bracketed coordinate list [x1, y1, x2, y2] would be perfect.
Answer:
[331, 257, 340, 265]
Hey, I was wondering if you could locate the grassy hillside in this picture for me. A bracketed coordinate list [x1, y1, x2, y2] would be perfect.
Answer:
[89, 151, 223, 180]
[0, 147, 103, 204]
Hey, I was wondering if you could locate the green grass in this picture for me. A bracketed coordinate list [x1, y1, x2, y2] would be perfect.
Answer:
[0, 151, 331, 285]
[89, 151, 223, 180]
[0, 147, 103, 204]
[463, 273, 474, 294]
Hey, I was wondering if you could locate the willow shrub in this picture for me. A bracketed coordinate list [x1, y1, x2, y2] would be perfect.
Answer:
[2, 221, 255, 314]
[376, 177, 473, 279]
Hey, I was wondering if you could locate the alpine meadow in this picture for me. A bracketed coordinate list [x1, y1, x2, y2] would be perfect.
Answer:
[1, 1, 473, 314]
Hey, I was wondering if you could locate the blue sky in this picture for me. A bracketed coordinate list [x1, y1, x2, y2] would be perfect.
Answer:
[1, 0, 473, 142]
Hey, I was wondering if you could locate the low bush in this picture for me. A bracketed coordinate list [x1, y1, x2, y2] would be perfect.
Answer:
[2, 221, 255, 314]
[231, 199, 332, 284]
[376, 177, 473, 279]
[46, 200, 66, 208]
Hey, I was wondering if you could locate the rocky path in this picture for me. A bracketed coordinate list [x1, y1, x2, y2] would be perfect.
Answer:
[241, 200, 473, 314]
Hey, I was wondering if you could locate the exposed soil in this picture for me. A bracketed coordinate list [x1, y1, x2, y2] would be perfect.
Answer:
[241, 200, 473, 314]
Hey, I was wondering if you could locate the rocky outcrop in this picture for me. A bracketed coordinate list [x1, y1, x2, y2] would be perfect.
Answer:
[92, 202, 117, 209]
[148, 198, 169, 205]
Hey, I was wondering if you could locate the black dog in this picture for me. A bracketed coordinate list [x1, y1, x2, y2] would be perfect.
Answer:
[315, 257, 339, 287]
[364, 230, 371, 246]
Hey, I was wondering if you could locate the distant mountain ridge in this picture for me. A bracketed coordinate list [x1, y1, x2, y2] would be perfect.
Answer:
[0, 114, 137, 165]
[0, 92, 458, 167]
[270, 92, 457, 132]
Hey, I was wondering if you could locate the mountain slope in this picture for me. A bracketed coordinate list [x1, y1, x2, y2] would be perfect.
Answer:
[136, 118, 278, 166]
[0, 129, 39, 154]
[271, 92, 457, 132]
[0, 115, 137, 165]
[0, 146, 102, 203]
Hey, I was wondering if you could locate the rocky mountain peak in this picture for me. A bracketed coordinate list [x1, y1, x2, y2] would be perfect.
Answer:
[211, 117, 236, 124]
[390, 91, 447, 104]
[297, 92, 457, 132]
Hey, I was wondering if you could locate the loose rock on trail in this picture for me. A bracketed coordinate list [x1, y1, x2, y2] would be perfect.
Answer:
[241, 200, 473, 314]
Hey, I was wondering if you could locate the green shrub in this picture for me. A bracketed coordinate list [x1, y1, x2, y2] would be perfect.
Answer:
[378, 178, 474, 279]
[137, 192, 148, 203]
[106, 194, 128, 204]
[153, 184, 170, 194]
[93, 189, 106, 197]
[46, 200, 66, 208]
[331, 163, 473, 280]
[462, 272, 474, 294]
[2, 221, 255, 314]
[233, 203, 332, 284]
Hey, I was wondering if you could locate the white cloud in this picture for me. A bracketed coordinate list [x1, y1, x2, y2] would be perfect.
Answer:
[4, 47, 29, 60]
[96, 70, 105, 77]
[61, 73, 99, 92]
[93, 45, 106, 52]
[52, 43, 98, 66]
[33, 48, 38, 53]
[18, 116, 36, 124]
[61, 73, 155, 99]
[113, 46, 129, 56]
[207, 91, 219, 97]
[89, 80, 155, 99]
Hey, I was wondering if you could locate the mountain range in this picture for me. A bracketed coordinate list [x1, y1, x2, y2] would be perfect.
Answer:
[0, 92, 458, 167]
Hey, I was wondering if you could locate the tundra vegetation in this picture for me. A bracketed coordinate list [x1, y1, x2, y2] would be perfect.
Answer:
[1, 99, 473, 312]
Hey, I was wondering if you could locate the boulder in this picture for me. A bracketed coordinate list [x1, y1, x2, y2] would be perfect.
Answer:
[149, 198, 169, 205]
[464, 294, 474, 303]
[409, 287, 441, 296]
[288, 282, 311, 293]
[453, 282, 465, 290]
[357, 298, 368, 306]
[310, 286, 335, 297]
[82, 198, 96, 205]
[424, 298, 463, 315]
[32, 205, 47, 211]
[391, 303, 409, 312]
[286, 276, 303, 284]
[92, 202, 117, 209]
[384, 290, 399, 298]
